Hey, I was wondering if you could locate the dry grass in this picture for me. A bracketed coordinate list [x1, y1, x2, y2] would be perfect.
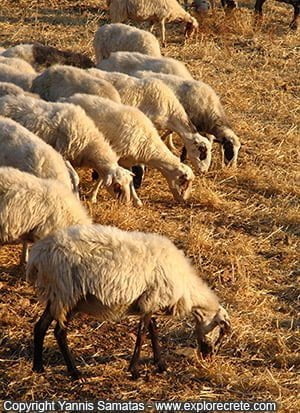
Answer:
[0, 0, 299, 411]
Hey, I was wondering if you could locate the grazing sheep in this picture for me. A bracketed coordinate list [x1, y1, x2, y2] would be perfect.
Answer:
[0, 167, 91, 263]
[135, 71, 241, 167]
[0, 116, 75, 193]
[88, 68, 212, 173]
[2, 43, 95, 70]
[98, 51, 193, 79]
[0, 56, 36, 74]
[31, 65, 121, 103]
[61, 94, 195, 203]
[93, 23, 161, 64]
[108, 0, 199, 46]
[255, 0, 299, 29]
[0, 94, 139, 205]
[27, 224, 231, 379]
[0, 63, 36, 91]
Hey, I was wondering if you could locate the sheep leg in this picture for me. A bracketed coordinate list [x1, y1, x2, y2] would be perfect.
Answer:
[65, 160, 80, 197]
[254, 0, 265, 14]
[128, 313, 152, 379]
[148, 318, 167, 373]
[149, 21, 155, 33]
[161, 131, 177, 152]
[130, 181, 143, 207]
[161, 19, 167, 47]
[90, 178, 103, 204]
[54, 315, 80, 380]
[20, 241, 29, 264]
[33, 304, 54, 373]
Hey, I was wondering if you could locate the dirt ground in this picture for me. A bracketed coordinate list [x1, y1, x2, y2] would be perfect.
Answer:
[0, 1, 299, 411]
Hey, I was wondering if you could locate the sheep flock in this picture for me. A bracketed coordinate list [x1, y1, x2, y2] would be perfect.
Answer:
[0, 0, 298, 408]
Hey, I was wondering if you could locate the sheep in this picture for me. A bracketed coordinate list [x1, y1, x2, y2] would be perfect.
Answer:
[60, 94, 195, 203]
[2, 43, 95, 70]
[0, 167, 91, 263]
[31, 65, 121, 103]
[93, 23, 161, 64]
[88, 68, 212, 173]
[254, 0, 299, 29]
[108, 0, 199, 46]
[98, 51, 193, 80]
[0, 56, 36, 74]
[0, 116, 75, 193]
[0, 94, 140, 206]
[135, 71, 241, 167]
[0, 63, 36, 91]
[27, 223, 231, 379]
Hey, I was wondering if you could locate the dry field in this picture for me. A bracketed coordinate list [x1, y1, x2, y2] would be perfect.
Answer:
[0, 0, 299, 411]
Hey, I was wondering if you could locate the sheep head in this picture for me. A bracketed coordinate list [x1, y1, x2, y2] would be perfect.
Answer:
[193, 305, 231, 359]
[105, 166, 142, 206]
[217, 130, 241, 168]
[184, 16, 199, 39]
[166, 164, 195, 202]
[185, 134, 212, 173]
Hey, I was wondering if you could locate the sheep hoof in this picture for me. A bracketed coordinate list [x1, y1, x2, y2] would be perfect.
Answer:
[90, 196, 98, 204]
[133, 198, 143, 207]
[33, 365, 44, 373]
[130, 368, 140, 380]
[70, 370, 82, 381]
[157, 361, 167, 373]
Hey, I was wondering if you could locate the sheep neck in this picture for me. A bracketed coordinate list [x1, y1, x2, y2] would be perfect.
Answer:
[147, 147, 181, 175]
[81, 142, 119, 178]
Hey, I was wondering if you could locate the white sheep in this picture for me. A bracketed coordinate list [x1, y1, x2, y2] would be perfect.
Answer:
[0, 56, 36, 74]
[60, 94, 195, 203]
[0, 63, 36, 91]
[98, 51, 193, 79]
[2, 43, 95, 70]
[0, 94, 140, 205]
[27, 223, 231, 379]
[93, 23, 161, 64]
[0, 116, 75, 193]
[108, 0, 199, 46]
[135, 71, 241, 167]
[31, 65, 121, 103]
[0, 167, 91, 263]
[88, 68, 212, 173]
